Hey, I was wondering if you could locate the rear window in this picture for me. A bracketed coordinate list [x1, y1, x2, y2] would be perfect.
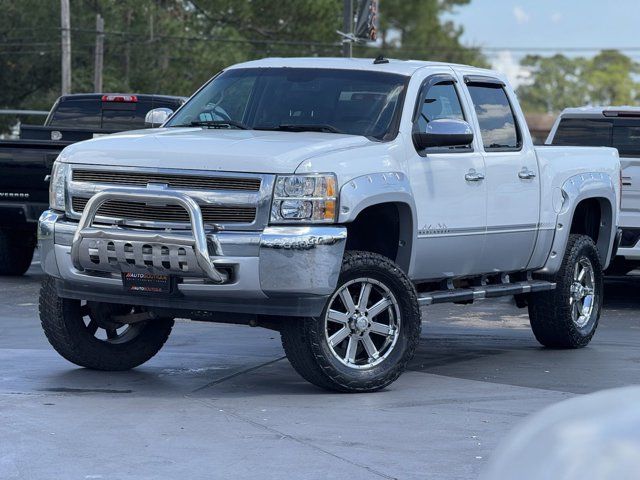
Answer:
[552, 117, 640, 157]
[613, 124, 640, 157]
[48, 99, 101, 129]
[48, 97, 182, 131]
[552, 118, 613, 147]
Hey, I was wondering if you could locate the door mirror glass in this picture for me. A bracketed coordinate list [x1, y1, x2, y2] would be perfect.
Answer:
[413, 118, 474, 150]
[144, 108, 174, 128]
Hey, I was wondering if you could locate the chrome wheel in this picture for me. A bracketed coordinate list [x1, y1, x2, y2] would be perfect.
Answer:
[570, 257, 596, 328]
[324, 277, 401, 369]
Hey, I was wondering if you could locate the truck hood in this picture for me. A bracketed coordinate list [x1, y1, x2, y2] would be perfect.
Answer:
[60, 127, 374, 174]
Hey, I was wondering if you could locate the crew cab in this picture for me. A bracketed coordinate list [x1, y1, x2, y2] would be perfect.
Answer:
[547, 107, 639, 274]
[38, 58, 621, 392]
[0, 93, 185, 275]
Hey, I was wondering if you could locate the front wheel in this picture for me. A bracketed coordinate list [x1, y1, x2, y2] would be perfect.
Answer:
[39, 276, 174, 370]
[281, 251, 422, 392]
[528, 234, 603, 348]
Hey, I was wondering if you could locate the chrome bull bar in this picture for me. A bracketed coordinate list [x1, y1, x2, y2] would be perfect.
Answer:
[70, 188, 228, 283]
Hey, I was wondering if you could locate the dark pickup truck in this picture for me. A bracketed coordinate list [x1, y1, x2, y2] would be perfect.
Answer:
[0, 93, 185, 275]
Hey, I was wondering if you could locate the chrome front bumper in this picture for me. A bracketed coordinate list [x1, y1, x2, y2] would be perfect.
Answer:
[39, 203, 346, 317]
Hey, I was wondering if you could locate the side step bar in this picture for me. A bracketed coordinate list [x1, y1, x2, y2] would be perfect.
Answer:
[418, 280, 556, 306]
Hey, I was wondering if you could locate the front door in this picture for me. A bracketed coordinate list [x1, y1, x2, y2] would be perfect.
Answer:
[463, 77, 540, 273]
[408, 74, 487, 280]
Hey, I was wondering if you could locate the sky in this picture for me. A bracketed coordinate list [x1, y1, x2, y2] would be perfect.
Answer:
[443, 0, 640, 86]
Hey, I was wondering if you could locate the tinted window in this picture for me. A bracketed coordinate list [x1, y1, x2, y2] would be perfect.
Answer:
[49, 99, 101, 128]
[613, 125, 640, 157]
[552, 118, 613, 147]
[167, 68, 408, 140]
[467, 84, 520, 151]
[417, 82, 464, 132]
[100, 111, 146, 129]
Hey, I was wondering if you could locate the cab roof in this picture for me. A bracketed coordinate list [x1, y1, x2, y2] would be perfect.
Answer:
[226, 56, 494, 77]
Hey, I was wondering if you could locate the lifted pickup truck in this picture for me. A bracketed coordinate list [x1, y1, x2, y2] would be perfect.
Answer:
[38, 58, 620, 392]
[0, 93, 184, 275]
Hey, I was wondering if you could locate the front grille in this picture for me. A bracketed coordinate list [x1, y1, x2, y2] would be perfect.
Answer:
[72, 169, 261, 192]
[72, 197, 256, 224]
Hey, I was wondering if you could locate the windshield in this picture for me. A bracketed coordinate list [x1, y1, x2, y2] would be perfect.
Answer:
[166, 68, 408, 140]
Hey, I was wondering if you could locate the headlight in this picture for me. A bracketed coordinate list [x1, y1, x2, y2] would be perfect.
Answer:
[271, 174, 337, 223]
[49, 161, 69, 211]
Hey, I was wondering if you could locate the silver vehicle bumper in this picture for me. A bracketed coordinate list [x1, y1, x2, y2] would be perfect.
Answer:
[38, 207, 346, 317]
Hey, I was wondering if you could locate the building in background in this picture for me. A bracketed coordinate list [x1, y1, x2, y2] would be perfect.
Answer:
[525, 113, 556, 144]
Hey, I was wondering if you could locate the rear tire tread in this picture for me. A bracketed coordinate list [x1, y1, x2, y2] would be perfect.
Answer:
[528, 234, 603, 348]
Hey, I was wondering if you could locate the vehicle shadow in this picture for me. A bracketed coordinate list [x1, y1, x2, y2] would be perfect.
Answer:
[603, 274, 640, 310]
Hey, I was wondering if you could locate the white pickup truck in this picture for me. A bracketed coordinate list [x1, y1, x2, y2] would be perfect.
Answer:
[548, 107, 638, 274]
[38, 58, 621, 392]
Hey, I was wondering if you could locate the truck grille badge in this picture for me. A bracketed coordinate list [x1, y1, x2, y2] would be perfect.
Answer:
[0, 192, 30, 199]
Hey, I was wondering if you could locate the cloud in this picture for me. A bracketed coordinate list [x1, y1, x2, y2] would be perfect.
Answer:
[513, 6, 530, 25]
[551, 12, 563, 23]
[491, 50, 532, 89]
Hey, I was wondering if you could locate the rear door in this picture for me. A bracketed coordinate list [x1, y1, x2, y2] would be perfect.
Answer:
[461, 75, 541, 273]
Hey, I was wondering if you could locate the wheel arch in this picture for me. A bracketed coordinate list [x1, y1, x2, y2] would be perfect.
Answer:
[344, 201, 414, 273]
[570, 196, 614, 265]
[338, 173, 417, 273]
[539, 173, 618, 274]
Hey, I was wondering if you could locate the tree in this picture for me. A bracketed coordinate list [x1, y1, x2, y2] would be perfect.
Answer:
[584, 50, 640, 106]
[0, 0, 484, 130]
[518, 50, 640, 114]
[518, 54, 587, 114]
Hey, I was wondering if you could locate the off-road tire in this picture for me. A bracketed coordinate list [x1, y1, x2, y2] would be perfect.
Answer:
[0, 230, 35, 276]
[39, 276, 174, 370]
[281, 251, 422, 392]
[528, 234, 603, 348]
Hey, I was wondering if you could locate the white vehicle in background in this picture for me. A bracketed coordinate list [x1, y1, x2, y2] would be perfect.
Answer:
[39, 58, 621, 392]
[548, 107, 638, 274]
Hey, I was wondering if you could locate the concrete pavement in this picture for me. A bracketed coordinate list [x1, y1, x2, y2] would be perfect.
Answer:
[1, 262, 639, 479]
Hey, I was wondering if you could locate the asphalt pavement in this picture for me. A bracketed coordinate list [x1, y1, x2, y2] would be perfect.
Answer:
[1, 258, 639, 479]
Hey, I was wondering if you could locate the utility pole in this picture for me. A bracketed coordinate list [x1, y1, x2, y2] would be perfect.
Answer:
[93, 14, 104, 93]
[342, 0, 353, 58]
[60, 0, 71, 95]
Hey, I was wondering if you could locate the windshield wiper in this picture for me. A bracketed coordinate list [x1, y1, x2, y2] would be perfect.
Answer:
[255, 123, 343, 134]
[179, 120, 250, 130]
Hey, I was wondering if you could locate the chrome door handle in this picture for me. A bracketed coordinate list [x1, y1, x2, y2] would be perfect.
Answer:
[518, 168, 536, 180]
[465, 170, 485, 182]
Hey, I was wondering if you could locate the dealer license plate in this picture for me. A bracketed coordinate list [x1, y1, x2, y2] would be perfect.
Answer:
[122, 272, 173, 294]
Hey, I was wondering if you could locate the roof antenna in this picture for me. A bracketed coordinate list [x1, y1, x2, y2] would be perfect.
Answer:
[373, 55, 389, 65]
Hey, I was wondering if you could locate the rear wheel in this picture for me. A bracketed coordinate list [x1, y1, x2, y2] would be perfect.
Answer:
[528, 234, 603, 348]
[39, 276, 174, 370]
[0, 229, 35, 276]
[281, 251, 421, 392]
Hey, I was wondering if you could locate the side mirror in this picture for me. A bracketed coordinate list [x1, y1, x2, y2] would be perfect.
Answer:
[413, 118, 474, 150]
[144, 108, 174, 128]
